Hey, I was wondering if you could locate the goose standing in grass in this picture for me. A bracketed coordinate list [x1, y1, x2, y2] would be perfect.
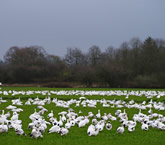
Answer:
[87, 124, 95, 136]
[49, 117, 58, 125]
[70, 120, 76, 127]
[65, 119, 71, 129]
[92, 118, 98, 125]
[96, 120, 105, 132]
[96, 110, 101, 119]
[102, 113, 108, 121]
[115, 110, 121, 117]
[78, 117, 89, 128]
[107, 113, 117, 121]
[39, 108, 48, 115]
[0, 122, 8, 133]
[4, 111, 10, 119]
[11, 112, 19, 121]
[128, 125, 135, 132]
[25, 100, 31, 105]
[87, 124, 99, 136]
[0, 110, 9, 123]
[57, 116, 63, 127]
[8, 119, 22, 130]
[61, 114, 66, 122]
[148, 106, 152, 114]
[88, 112, 94, 118]
[30, 127, 43, 139]
[141, 122, 148, 131]
[15, 128, 26, 136]
[117, 125, 124, 134]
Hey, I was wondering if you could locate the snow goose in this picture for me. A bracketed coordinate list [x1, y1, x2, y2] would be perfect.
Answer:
[107, 113, 117, 121]
[117, 125, 124, 134]
[102, 113, 108, 121]
[48, 125, 61, 133]
[88, 112, 94, 118]
[128, 125, 135, 132]
[87, 124, 99, 136]
[6, 105, 17, 110]
[47, 110, 54, 118]
[78, 117, 89, 128]
[15, 128, 26, 136]
[61, 114, 66, 122]
[12, 108, 23, 113]
[59, 127, 69, 136]
[115, 110, 121, 117]
[95, 120, 105, 132]
[30, 128, 43, 138]
[70, 120, 76, 126]
[57, 116, 63, 127]
[87, 124, 95, 136]
[106, 121, 112, 130]
[141, 122, 148, 131]
[65, 119, 71, 129]
[92, 118, 98, 125]
[0, 122, 8, 133]
[96, 110, 101, 119]
[11, 112, 19, 121]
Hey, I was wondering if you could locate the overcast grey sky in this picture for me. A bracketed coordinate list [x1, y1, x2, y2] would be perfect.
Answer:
[0, 0, 165, 59]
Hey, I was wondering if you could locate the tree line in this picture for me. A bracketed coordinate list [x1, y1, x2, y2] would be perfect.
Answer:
[0, 37, 165, 88]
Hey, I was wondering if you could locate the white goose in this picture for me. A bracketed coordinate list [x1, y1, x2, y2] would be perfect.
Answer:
[106, 121, 112, 130]
[96, 110, 101, 119]
[117, 125, 124, 134]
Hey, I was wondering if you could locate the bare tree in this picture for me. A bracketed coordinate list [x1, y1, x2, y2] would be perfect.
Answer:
[64, 48, 85, 66]
[88, 45, 102, 66]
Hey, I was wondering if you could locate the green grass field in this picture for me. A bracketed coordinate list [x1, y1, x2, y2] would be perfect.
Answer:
[0, 87, 165, 145]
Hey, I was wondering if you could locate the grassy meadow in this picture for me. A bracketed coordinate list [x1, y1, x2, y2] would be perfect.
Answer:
[0, 87, 165, 145]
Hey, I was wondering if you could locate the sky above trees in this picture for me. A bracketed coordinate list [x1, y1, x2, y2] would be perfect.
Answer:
[0, 0, 165, 59]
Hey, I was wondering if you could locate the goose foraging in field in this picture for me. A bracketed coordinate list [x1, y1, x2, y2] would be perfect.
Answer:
[48, 125, 61, 133]
[128, 125, 135, 132]
[95, 120, 105, 132]
[102, 113, 108, 121]
[92, 118, 98, 125]
[59, 127, 69, 136]
[117, 125, 124, 134]
[47, 110, 54, 118]
[88, 112, 94, 118]
[78, 117, 89, 128]
[0, 122, 8, 133]
[87, 124, 99, 136]
[141, 122, 148, 131]
[15, 128, 26, 136]
[30, 128, 43, 139]
[11, 112, 19, 121]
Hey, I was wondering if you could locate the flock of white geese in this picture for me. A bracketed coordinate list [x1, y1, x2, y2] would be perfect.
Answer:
[0, 89, 165, 138]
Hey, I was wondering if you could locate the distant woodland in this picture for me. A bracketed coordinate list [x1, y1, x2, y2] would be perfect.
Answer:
[0, 37, 165, 88]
